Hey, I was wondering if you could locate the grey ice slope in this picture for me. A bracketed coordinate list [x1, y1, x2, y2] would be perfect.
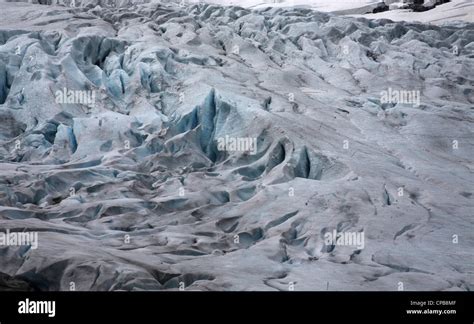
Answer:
[0, 0, 473, 291]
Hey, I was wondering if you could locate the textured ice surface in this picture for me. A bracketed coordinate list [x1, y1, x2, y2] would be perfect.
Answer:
[0, 0, 473, 291]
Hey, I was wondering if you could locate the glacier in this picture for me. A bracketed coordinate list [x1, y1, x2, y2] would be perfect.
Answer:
[0, 0, 472, 291]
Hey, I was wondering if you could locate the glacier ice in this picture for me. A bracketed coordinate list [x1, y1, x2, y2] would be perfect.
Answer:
[0, 0, 472, 291]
